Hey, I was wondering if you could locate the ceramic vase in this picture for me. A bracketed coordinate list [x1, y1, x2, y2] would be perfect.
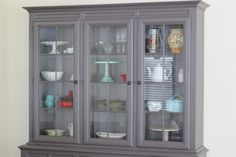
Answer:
[167, 28, 184, 54]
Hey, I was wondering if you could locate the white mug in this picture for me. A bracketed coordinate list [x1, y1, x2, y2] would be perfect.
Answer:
[66, 47, 74, 54]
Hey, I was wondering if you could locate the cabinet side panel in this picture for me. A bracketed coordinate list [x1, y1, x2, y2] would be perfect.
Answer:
[21, 150, 28, 157]
[29, 13, 35, 142]
[195, 8, 205, 149]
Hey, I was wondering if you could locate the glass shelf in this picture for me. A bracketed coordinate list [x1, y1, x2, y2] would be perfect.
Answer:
[90, 82, 127, 85]
[91, 52, 128, 56]
[40, 107, 55, 110]
[145, 110, 184, 114]
[40, 80, 75, 84]
[40, 53, 74, 56]
[93, 111, 127, 113]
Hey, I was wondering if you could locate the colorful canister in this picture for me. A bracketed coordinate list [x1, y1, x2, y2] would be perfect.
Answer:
[147, 28, 160, 53]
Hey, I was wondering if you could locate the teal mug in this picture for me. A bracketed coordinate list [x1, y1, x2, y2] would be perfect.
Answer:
[45, 95, 55, 108]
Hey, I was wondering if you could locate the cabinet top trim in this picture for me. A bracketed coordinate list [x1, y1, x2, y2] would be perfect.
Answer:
[23, 0, 209, 13]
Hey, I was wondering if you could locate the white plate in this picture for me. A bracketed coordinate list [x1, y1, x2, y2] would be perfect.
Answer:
[96, 132, 126, 139]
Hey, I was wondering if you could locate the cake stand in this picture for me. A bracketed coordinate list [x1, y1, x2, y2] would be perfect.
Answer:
[95, 61, 119, 82]
[41, 41, 69, 54]
[150, 120, 179, 142]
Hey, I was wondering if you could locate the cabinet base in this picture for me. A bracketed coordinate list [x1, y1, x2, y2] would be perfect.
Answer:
[19, 143, 208, 157]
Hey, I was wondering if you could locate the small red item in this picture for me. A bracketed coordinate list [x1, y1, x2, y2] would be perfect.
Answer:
[58, 101, 73, 108]
[120, 73, 127, 82]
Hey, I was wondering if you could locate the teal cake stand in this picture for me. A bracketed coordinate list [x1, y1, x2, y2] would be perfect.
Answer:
[95, 61, 119, 82]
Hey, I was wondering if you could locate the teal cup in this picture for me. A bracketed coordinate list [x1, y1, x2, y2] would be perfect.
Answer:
[45, 95, 55, 108]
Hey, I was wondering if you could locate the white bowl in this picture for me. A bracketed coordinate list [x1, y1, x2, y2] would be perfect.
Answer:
[41, 71, 63, 81]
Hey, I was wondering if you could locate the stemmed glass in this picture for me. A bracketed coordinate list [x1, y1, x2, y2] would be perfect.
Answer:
[115, 28, 127, 53]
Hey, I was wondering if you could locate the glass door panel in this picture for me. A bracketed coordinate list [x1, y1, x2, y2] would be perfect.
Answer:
[91, 25, 127, 55]
[38, 25, 76, 140]
[88, 24, 129, 141]
[143, 24, 185, 143]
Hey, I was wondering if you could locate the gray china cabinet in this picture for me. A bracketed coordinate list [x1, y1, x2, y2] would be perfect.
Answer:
[19, 1, 208, 157]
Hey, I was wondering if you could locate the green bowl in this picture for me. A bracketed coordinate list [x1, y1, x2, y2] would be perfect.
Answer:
[101, 100, 125, 111]
[110, 101, 124, 111]
[45, 129, 65, 136]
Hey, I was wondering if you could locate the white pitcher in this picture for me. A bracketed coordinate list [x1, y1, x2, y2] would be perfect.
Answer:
[147, 63, 163, 82]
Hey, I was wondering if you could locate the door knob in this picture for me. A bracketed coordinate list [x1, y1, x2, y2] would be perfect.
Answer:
[127, 81, 131, 85]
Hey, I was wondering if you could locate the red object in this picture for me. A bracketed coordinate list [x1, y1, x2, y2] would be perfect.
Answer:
[121, 73, 127, 82]
[58, 101, 73, 108]
[65, 90, 73, 99]
[58, 90, 74, 108]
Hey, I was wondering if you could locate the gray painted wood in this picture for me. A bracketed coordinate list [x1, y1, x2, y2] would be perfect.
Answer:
[23, 1, 208, 13]
[189, 6, 206, 150]
[19, 144, 208, 157]
[20, 1, 209, 157]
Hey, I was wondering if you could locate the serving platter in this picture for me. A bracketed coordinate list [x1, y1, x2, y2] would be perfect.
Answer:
[96, 132, 126, 139]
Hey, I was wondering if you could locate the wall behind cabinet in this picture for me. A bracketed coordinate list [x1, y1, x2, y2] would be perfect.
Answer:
[0, 0, 29, 157]
[1, 1, 236, 157]
[0, 0, 6, 154]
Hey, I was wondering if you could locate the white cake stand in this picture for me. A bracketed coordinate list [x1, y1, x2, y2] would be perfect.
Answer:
[95, 61, 119, 82]
[41, 41, 69, 54]
[150, 120, 179, 142]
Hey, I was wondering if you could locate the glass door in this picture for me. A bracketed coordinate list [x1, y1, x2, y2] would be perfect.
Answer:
[84, 19, 133, 146]
[34, 22, 78, 143]
[137, 18, 190, 149]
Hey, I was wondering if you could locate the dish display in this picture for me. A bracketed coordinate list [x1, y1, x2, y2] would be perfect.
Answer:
[96, 132, 126, 139]
[41, 71, 63, 81]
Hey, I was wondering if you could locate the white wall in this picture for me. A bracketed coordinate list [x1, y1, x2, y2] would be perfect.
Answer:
[0, 0, 29, 156]
[1, 0, 236, 157]
[204, 0, 236, 157]
[0, 0, 6, 154]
